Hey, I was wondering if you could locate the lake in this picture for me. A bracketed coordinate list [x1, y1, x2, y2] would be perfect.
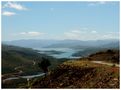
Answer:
[34, 47, 82, 59]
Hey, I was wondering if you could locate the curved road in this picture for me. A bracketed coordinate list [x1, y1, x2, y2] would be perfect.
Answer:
[3, 73, 45, 82]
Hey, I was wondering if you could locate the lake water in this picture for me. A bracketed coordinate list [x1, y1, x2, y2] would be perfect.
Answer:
[34, 47, 82, 59]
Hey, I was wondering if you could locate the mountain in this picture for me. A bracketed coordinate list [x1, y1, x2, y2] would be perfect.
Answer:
[101, 42, 120, 49]
[3, 39, 119, 49]
[72, 46, 119, 58]
[32, 50, 119, 88]
[3, 39, 59, 48]
[46, 39, 119, 49]
[70, 40, 119, 57]
[2, 44, 65, 75]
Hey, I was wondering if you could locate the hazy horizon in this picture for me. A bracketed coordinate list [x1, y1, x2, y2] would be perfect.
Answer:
[2, 38, 119, 42]
[2, 1, 119, 41]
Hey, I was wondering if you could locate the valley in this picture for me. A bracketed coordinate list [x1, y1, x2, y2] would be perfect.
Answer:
[2, 1, 119, 89]
[2, 39, 120, 88]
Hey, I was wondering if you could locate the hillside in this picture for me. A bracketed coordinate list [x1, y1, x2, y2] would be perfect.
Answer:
[72, 47, 119, 57]
[32, 50, 119, 88]
[2, 45, 119, 89]
[32, 61, 119, 88]
[88, 49, 119, 63]
[2, 44, 65, 75]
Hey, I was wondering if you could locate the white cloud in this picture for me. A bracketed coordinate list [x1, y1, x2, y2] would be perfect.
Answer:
[71, 30, 81, 33]
[19, 31, 45, 37]
[102, 32, 119, 39]
[63, 29, 119, 40]
[2, 11, 16, 16]
[63, 30, 85, 40]
[91, 30, 97, 34]
[20, 32, 26, 35]
[99, 1, 107, 5]
[88, 1, 108, 6]
[64, 32, 79, 39]
[88, 3, 96, 6]
[3, 2, 28, 10]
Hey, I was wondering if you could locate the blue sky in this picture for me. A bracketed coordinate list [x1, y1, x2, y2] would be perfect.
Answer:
[2, 1, 119, 41]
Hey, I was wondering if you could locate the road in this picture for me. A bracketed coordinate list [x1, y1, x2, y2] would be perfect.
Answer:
[3, 73, 45, 82]
[92, 61, 119, 67]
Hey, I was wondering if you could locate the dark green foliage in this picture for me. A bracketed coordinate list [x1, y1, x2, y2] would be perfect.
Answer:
[106, 49, 115, 54]
[2, 44, 68, 88]
[2, 44, 65, 75]
[38, 57, 51, 73]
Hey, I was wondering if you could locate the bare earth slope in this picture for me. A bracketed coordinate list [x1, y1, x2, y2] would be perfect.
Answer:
[32, 59, 119, 88]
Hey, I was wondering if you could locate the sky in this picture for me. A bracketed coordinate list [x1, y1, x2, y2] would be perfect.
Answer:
[1, 1, 120, 41]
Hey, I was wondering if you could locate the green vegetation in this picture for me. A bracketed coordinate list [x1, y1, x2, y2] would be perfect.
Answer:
[2, 44, 119, 89]
[2, 44, 68, 88]
[2, 44, 64, 75]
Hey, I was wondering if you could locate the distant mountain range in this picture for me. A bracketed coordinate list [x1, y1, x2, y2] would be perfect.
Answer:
[3, 39, 119, 49]
[3, 39, 59, 48]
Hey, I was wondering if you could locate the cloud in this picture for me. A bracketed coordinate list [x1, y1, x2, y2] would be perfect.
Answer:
[64, 32, 79, 39]
[88, 3, 96, 6]
[99, 1, 107, 5]
[2, 11, 16, 16]
[91, 30, 97, 34]
[101, 32, 119, 39]
[63, 29, 119, 40]
[63, 30, 86, 40]
[88, 1, 108, 6]
[19, 31, 45, 37]
[71, 30, 81, 33]
[3, 2, 28, 10]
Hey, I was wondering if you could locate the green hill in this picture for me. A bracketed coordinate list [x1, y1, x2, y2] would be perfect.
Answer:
[2, 44, 64, 75]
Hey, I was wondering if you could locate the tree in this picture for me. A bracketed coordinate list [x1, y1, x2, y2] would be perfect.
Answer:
[38, 57, 51, 74]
